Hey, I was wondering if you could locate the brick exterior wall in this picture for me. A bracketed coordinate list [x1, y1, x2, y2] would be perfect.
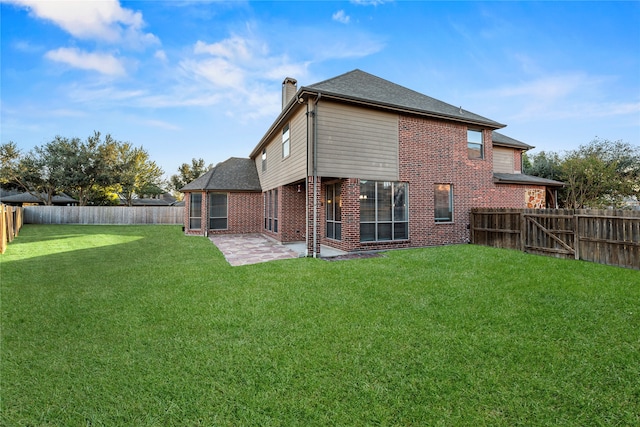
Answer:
[226, 192, 263, 234]
[280, 183, 307, 243]
[513, 150, 522, 173]
[306, 176, 322, 256]
[183, 191, 262, 236]
[185, 114, 547, 255]
[263, 184, 307, 243]
[315, 115, 545, 252]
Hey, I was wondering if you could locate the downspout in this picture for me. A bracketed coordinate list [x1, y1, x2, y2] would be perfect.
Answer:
[305, 99, 310, 257]
[203, 190, 208, 238]
[312, 93, 321, 258]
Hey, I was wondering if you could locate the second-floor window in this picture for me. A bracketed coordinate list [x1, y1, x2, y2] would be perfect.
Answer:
[282, 124, 290, 158]
[468, 129, 483, 159]
[262, 149, 267, 171]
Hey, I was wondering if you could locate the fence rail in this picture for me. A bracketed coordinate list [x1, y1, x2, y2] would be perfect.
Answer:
[1, 204, 24, 254]
[24, 206, 184, 225]
[470, 208, 640, 270]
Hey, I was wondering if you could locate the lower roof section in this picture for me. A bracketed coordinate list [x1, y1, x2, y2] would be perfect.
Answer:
[494, 173, 564, 187]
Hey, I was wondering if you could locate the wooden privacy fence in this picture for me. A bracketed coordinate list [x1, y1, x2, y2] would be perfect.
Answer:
[470, 208, 640, 270]
[1, 204, 24, 254]
[24, 206, 184, 225]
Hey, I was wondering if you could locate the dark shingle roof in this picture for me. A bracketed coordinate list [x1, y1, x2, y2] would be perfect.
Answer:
[494, 173, 564, 187]
[0, 192, 77, 204]
[304, 69, 504, 128]
[130, 198, 172, 206]
[492, 131, 533, 150]
[180, 157, 261, 192]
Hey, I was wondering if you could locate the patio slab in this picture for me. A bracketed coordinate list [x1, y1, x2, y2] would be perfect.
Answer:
[209, 234, 347, 266]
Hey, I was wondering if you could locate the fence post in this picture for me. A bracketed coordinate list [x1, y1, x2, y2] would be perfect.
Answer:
[574, 213, 580, 260]
[470, 209, 475, 244]
[0, 204, 6, 254]
[519, 211, 526, 252]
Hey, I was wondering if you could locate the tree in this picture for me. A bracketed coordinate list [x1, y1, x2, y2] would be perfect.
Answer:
[48, 133, 105, 206]
[2, 133, 166, 206]
[0, 140, 68, 205]
[169, 158, 212, 194]
[526, 138, 640, 209]
[111, 143, 165, 207]
[523, 151, 563, 181]
[561, 139, 639, 208]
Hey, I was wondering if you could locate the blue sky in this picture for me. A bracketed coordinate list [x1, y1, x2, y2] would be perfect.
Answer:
[2, 1, 639, 179]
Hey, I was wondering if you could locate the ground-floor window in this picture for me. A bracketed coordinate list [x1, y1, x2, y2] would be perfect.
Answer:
[326, 183, 342, 240]
[189, 193, 202, 229]
[264, 189, 278, 232]
[360, 181, 408, 242]
[434, 184, 453, 222]
[209, 192, 228, 230]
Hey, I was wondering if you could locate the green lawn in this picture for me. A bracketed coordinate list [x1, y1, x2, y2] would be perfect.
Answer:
[1, 225, 639, 426]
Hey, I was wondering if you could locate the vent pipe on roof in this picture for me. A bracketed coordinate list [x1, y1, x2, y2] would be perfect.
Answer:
[282, 77, 297, 110]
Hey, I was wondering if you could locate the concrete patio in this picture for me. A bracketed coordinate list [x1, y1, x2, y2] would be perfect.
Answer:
[209, 233, 346, 266]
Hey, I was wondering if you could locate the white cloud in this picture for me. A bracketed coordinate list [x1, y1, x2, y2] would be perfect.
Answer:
[194, 37, 256, 61]
[351, 0, 389, 5]
[12, 39, 43, 53]
[489, 73, 603, 100]
[181, 57, 245, 89]
[183, 35, 307, 96]
[45, 47, 126, 76]
[482, 73, 639, 122]
[140, 119, 181, 131]
[332, 10, 351, 24]
[6, 0, 158, 47]
[154, 50, 168, 61]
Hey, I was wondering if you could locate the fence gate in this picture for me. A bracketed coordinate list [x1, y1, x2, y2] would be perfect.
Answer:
[523, 213, 576, 258]
[470, 208, 640, 270]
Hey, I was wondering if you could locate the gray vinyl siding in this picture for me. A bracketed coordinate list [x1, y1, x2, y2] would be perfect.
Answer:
[493, 147, 515, 173]
[316, 101, 399, 181]
[256, 107, 308, 191]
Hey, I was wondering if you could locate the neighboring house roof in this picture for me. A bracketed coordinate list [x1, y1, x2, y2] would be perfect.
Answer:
[0, 192, 77, 204]
[181, 157, 262, 192]
[492, 131, 534, 150]
[304, 69, 505, 129]
[124, 193, 177, 206]
[130, 198, 173, 206]
[494, 173, 564, 187]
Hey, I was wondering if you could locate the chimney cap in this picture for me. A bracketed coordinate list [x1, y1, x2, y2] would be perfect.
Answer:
[282, 77, 297, 85]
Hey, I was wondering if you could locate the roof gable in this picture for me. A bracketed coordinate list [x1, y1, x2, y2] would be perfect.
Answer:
[180, 157, 261, 192]
[304, 69, 504, 128]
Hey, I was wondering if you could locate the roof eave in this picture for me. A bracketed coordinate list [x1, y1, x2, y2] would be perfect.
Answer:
[492, 142, 534, 151]
[298, 88, 506, 129]
[493, 174, 565, 187]
[249, 93, 304, 159]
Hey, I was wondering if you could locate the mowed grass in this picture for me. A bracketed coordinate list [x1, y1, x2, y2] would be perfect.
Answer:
[1, 225, 639, 426]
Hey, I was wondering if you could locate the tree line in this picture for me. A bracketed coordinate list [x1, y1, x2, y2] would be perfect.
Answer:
[524, 138, 639, 209]
[1, 132, 165, 206]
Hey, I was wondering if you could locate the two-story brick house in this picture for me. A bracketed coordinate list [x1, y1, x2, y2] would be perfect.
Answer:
[182, 69, 562, 256]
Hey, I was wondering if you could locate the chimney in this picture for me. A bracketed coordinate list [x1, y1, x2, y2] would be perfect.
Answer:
[282, 77, 298, 110]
